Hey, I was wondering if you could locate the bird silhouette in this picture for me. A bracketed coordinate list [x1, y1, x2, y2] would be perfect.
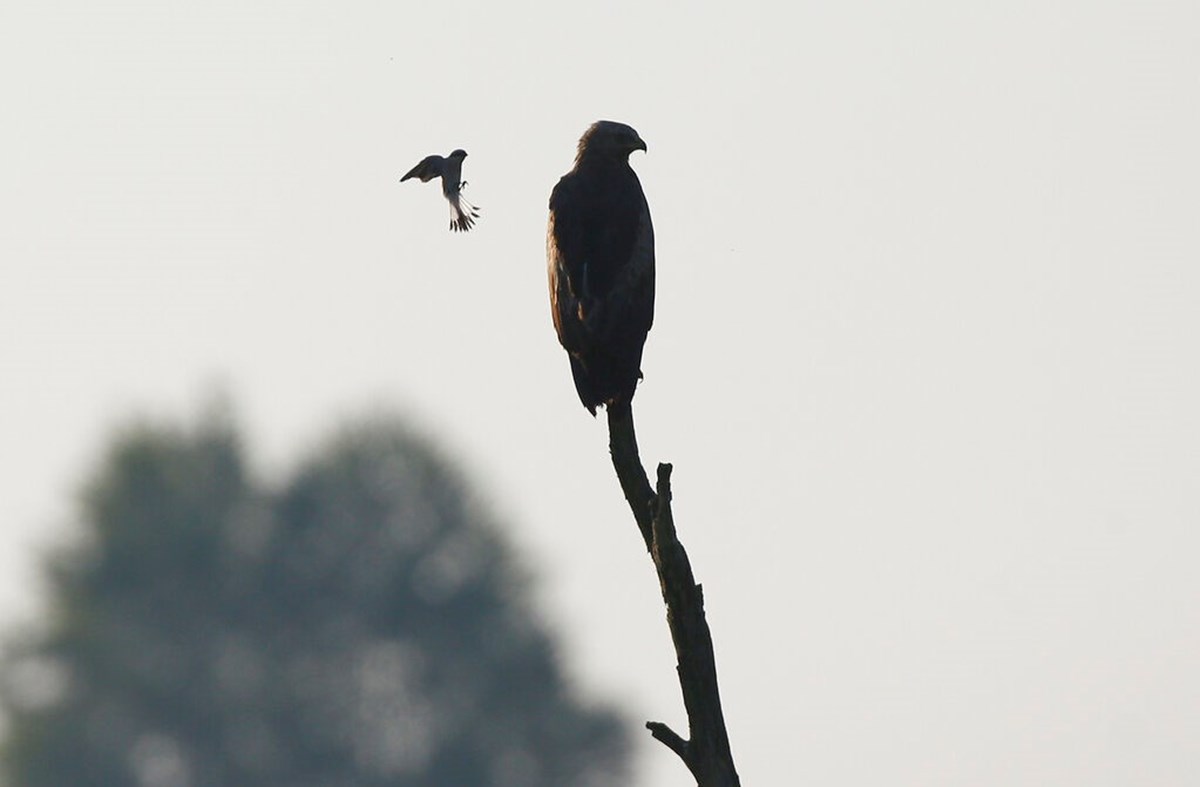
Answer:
[400, 149, 481, 232]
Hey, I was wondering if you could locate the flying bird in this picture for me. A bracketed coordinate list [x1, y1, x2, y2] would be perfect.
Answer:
[547, 120, 654, 414]
[400, 148, 481, 232]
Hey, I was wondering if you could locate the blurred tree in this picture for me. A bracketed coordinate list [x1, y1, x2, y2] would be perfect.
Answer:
[0, 412, 628, 786]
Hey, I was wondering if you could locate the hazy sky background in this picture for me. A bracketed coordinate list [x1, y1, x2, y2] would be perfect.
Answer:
[3, 2, 1198, 784]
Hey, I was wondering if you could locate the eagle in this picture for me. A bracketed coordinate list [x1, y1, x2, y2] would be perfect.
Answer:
[547, 121, 655, 415]
[400, 148, 481, 232]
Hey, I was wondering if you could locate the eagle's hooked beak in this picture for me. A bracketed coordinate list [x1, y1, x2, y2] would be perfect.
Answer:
[634, 138, 648, 153]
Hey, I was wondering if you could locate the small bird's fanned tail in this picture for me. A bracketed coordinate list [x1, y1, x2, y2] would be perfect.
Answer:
[449, 186, 481, 232]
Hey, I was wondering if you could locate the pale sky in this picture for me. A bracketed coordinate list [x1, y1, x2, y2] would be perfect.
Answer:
[3, 2, 1199, 785]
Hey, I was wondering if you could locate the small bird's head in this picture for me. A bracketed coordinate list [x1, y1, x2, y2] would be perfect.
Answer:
[448, 149, 468, 160]
[576, 121, 647, 164]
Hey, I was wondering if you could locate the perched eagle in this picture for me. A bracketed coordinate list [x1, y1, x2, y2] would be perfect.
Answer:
[400, 148, 481, 232]
[547, 121, 654, 414]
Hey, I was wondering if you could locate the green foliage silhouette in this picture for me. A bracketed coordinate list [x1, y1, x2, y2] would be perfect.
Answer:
[1, 413, 628, 786]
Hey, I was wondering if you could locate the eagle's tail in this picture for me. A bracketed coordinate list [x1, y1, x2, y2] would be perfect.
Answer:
[569, 351, 642, 416]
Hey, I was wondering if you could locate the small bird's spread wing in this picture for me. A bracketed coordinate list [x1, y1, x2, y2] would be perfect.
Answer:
[401, 155, 445, 183]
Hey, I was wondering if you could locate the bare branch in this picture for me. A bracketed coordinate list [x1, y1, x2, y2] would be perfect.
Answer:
[606, 403, 741, 786]
[606, 402, 654, 551]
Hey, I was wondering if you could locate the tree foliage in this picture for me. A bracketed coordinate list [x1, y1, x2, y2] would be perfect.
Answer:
[1, 413, 628, 786]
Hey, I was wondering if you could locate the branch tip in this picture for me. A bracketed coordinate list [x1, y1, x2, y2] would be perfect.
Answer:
[645, 721, 689, 760]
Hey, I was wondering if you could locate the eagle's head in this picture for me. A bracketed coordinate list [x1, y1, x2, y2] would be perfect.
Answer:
[576, 121, 647, 164]
[448, 149, 468, 160]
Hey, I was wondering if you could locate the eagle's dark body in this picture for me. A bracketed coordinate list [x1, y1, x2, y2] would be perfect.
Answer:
[547, 121, 654, 414]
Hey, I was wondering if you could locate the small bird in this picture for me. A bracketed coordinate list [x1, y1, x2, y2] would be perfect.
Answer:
[400, 148, 481, 232]
[547, 121, 654, 414]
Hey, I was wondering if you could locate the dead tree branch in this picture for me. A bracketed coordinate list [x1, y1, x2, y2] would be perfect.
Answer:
[606, 402, 741, 787]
